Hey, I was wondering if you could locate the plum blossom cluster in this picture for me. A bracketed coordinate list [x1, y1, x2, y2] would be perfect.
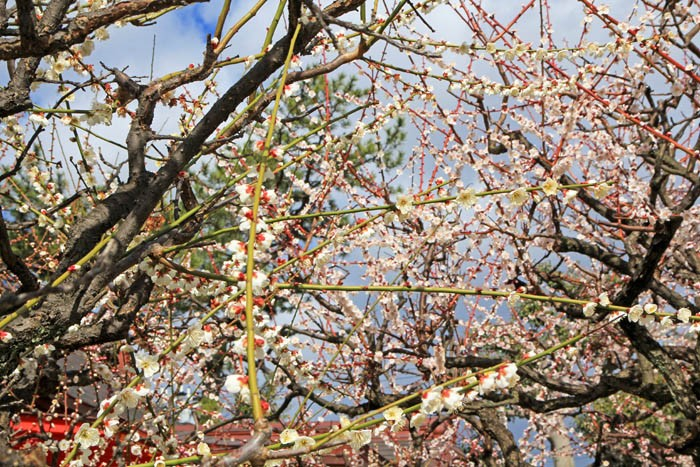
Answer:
[224, 374, 251, 403]
[278, 416, 373, 455]
[627, 304, 694, 330]
[476, 39, 636, 62]
[138, 260, 205, 294]
[478, 364, 520, 394]
[582, 292, 611, 317]
[456, 75, 581, 100]
[410, 367, 525, 429]
[98, 383, 151, 420]
[17, 166, 72, 232]
[582, 296, 696, 330]
[27, 166, 64, 205]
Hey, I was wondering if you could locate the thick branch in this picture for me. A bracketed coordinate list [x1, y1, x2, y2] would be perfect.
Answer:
[0, 0, 207, 60]
[0, 206, 38, 293]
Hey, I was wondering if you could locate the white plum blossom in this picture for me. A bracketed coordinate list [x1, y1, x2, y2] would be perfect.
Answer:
[33, 343, 55, 358]
[508, 187, 528, 206]
[237, 271, 269, 295]
[293, 436, 315, 450]
[75, 423, 100, 448]
[420, 388, 443, 414]
[410, 412, 427, 428]
[348, 429, 372, 451]
[628, 305, 643, 322]
[134, 352, 160, 378]
[197, 442, 211, 456]
[496, 363, 520, 388]
[84, 101, 112, 126]
[279, 428, 299, 445]
[455, 188, 477, 208]
[231, 335, 267, 359]
[227, 240, 247, 260]
[118, 384, 149, 408]
[670, 81, 685, 97]
[420, 387, 466, 414]
[541, 178, 559, 196]
[103, 418, 120, 438]
[382, 406, 406, 431]
[94, 27, 109, 40]
[98, 395, 123, 418]
[639, 312, 655, 328]
[383, 211, 398, 224]
[478, 372, 497, 394]
[224, 374, 249, 394]
[29, 113, 49, 127]
[508, 292, 521, 306]
[183, 324, 213, 350]
[440, 388, 465, 412]
[564, 189, 578, 204]
[592, 182, 612, 199]
[236, 184, 254, 204]
[659, 316, 673, 330]
[395, 194, 414, 216]
[678, 308, 691, 323]
[583, 302, 597, 317]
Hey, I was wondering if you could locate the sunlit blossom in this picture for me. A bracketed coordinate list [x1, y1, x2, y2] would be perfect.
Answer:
[410, 412, 427, 428]
[508, 187, 528, 206]
[224, 374, 249, 394]
[455, 188, 477, 208]
[118, 388, 141, 408]
[75, 423, 100, 448]
[583, 302, 597, 318]
[659, 316, 673, 330]
[236, 184, 254, 204]
[395, 194, 414, 215]
[496, 363, 520, 388]
[279, 428, 299, 445]
[293, 436, 315, 450]
[592, 182, 612, 199]
[678, 308, 691, 323]
[348, 429, 372, 451]
[440, 388, 464, 412]
[541, 178, 559, 196]
[420, 388, 443, 414]
[507, 292, 520, 306]
[628, 305, 643, 322]
[564, 189, 578, 204]
[382, 406, 406, 431]
[639, 313, 655, 328]
[197, 442, 211, 456]
[478, 372, 497, 394]
[134, 352, 160, 378]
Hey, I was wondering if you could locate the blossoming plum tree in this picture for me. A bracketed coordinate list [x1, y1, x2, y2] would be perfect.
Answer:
[0, 0, 698, 466]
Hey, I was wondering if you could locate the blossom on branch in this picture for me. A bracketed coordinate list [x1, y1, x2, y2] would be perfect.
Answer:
[134, 352, 160, 378]
[75, 423, 100, 449]
[455, 188, 477, 208]
[395, 194, 414, 217]
[382, 406, 406, 431]
[279, 428, 299, 445]
[508, 187, 528, 207]
[541, 178, 559, 196]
